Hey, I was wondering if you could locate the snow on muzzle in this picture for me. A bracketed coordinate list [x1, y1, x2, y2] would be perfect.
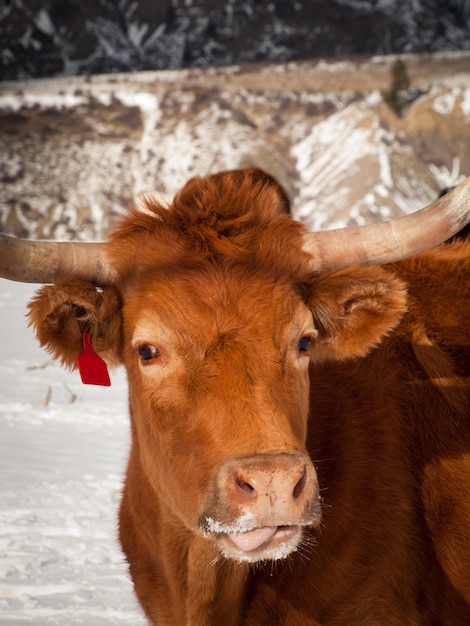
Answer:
[199, 453, 321, 563]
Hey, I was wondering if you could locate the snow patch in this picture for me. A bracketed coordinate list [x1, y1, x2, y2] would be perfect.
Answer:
[429, 157, 466, 190]
[0, 280, 147, 625]
[34, 10, 55, 36]
[432, 91, 456, 116]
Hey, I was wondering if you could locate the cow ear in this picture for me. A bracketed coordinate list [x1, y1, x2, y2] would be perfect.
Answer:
[27, 279, 122, 368]
[306, 267, 407, 362]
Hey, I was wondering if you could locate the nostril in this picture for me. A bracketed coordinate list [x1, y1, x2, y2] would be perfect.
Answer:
[237, 477, 255, 494]
[293, 466, 307, 499]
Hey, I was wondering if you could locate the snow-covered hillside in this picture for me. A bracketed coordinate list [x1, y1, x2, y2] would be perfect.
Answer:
[1, 53, 470, 242]
[0, 279, 147, 625]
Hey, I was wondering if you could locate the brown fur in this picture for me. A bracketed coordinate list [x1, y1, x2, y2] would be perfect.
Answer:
[28, 279, 122, 367]
[27, 168, 470, 624]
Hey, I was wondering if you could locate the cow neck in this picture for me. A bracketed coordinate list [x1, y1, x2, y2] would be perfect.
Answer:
[186, 536, 248, 625]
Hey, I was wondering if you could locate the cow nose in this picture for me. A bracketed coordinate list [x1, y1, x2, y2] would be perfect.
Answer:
[200, 453, 320, 561]
[235, 463, 308, 503]
[199, 452, 321, 553]
[217, 452, 318, 523]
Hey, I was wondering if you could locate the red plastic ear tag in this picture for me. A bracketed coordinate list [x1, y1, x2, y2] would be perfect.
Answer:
[77, 333, 111, 386]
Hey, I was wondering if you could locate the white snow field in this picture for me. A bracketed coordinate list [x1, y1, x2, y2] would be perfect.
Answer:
[0, 279, 147, 625]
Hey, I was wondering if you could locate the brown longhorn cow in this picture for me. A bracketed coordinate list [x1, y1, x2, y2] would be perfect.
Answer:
[2, 168, 470, 625]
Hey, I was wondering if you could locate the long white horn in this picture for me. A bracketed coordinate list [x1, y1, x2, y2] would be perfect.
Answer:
[302, 177, 470, 272]
[0, 234, 116, 284]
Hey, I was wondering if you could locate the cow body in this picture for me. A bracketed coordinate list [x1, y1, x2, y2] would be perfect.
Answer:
[27, 171, 470, 624]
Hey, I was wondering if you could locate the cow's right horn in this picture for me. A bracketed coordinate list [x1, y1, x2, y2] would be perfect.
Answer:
[0, 234, 117, 285]
[302, 176, 470, 273]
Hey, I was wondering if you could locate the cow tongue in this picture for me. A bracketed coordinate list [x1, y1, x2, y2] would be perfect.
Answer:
[228, 526, 278, 552]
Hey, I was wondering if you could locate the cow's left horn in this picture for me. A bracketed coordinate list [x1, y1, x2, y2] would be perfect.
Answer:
[0, 234, 117, 285]
[302, 176, 470, 272]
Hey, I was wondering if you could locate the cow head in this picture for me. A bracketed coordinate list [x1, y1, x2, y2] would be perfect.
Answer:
[4, 168, 470, 563]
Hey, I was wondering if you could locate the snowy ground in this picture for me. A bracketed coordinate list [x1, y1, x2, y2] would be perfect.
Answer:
[0, 279, 147, 625]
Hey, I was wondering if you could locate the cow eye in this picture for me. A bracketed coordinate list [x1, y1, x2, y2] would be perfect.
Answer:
[138, 344, 160, 361]
[298, 336, 312, 352]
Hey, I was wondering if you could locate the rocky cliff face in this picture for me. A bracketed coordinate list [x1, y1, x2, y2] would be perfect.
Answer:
[1, 52, 469, 241]
[1, 0, 470, 81]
